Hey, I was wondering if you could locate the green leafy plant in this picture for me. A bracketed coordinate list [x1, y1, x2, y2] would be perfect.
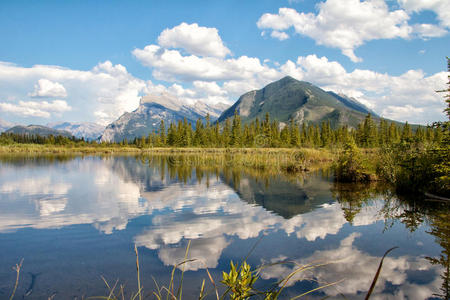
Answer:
[221, 261, 258, 300]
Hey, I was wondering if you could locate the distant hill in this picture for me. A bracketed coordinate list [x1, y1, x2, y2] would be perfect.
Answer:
[5, 125, 73, 138]
[218, 76, 381, 128]
[0, 119, 14, 133]
[101, 94, 229, 142]
[48, 122, 105, 140]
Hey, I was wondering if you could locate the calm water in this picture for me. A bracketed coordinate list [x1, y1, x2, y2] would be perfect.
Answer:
[0, 155, 448, 299]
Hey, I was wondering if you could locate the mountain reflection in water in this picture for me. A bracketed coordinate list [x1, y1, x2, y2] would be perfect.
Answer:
[0, 155, 448, 299]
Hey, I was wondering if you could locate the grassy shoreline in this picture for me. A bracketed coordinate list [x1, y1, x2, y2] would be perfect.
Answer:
[0, 144, 334, 156]
[0, 144, 335, 175]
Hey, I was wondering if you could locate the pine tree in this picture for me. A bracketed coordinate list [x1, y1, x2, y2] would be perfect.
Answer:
[388, 122, 399, 144]
[401, 122, 412, 142]
[214, 122, 220, 147]
[205, 114, 211, 146]
[159, 120, 166, 145]
[280, 125, 290, 147]
[222, 118, 232, 147]
[289, 119, 300, 147]
[167, 122, 177, 146]
[194, 119, 204, 146]
[361, 113, 377, 147]
[378, 119, 388, 146]
[231, 110, 242, 146]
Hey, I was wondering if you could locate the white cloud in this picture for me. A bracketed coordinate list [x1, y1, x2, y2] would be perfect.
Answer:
[413, 23, 448, 38]
[270, 30, 290, 41]
[0, 61, 148, 125]
[257, 0, 447, 62]
[133, 45, 277, 83]
[0, 99, 71, 118]
[29, 79, 67, 98]
[398, 0, 450, 28]
[157, 22, 231, 58]
[381, 104, 425, 122]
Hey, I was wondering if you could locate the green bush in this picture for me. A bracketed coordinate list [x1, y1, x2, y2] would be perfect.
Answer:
[334, 140, 376, 182]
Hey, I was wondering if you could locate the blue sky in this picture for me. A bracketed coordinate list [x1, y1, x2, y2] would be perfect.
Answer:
[0, 0, 448, 126]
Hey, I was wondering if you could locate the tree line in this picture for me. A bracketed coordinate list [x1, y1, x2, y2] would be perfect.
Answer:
[121, 111, 443, 149]
[0, 112, 445, 149]
[0, 132, 84, 145]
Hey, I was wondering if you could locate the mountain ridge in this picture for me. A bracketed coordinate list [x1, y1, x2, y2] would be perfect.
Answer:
[218, 76, 380, 129]
[100, 94, 228, 142]
[48, 122, 105, 141]
[5, 125, 74, 138]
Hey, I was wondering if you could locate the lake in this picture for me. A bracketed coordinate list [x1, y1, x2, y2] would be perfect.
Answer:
[0, 155, 448, 299]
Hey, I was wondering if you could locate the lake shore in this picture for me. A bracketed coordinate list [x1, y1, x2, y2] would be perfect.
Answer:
[0, 144, 333, 155]
[0, 144, 336, 175]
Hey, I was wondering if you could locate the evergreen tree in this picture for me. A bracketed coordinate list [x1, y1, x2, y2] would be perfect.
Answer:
[280, 125, 290, 147]
[388, 122, 399, 144]
[222, 118, 232, 147]
[361, 113, 377, 147]
[378, 119, 388, 146]
[231, 110, 242, 146]
[289, 119, 300, 147]
[214, 122, 220, 147]
[401, 122, 412, 142]
[167, 122, 177, 146]
[159, 120, 166, 145]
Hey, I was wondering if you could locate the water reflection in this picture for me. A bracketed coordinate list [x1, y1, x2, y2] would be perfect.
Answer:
[0, 156, 145, 234]
[0, 155, 448, 299]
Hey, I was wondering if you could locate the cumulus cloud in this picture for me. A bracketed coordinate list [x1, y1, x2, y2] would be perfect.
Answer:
[412, 23, 448, 38]
[0, 99, 71, 118]
[398, 0, 450, 28]
[382, 104, 425, 121]
[257, 0, 447, 62]
[133, 45, 277, 83]
[0, 61, 148, 125]
[158, 22, 231, 58]
[270, 30, 290, 41]
[29, 78, 67, 98]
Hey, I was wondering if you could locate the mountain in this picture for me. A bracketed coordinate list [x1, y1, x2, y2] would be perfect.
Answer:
[193, 101, 229, 119]
[0, 119, 14, 133]
[5, 125, 73, 138]
[218, 76, 378, 128]
[48, 122, 105, 140]
[101, 94, 229, 142]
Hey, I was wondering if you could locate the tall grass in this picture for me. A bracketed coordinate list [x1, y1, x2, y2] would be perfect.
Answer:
[141, 148, 333, 175]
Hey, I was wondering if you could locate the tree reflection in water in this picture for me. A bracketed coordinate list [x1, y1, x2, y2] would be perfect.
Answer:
[333, 181, 450, 299]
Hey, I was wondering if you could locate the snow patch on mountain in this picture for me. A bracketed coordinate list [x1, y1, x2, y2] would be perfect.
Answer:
[48, 122, 105, 140]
